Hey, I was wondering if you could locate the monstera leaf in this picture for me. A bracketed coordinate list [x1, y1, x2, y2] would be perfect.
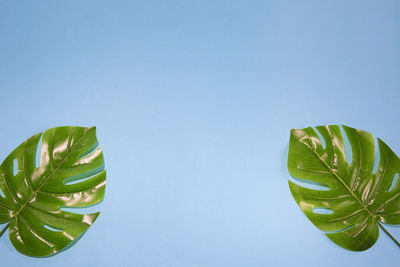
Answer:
[0, 126, 106, 257]
[288, 125, 400, 251]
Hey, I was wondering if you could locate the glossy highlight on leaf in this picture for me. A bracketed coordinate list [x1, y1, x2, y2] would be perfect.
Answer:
[0, 126, 106, 257]
[288, 125, 400, 251]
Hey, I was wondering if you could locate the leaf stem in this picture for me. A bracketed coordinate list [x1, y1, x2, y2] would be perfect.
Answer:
[377, 221, 400, 248]
[0, 223, 9, 238]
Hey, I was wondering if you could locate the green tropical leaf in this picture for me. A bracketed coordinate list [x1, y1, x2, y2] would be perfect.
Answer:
[288, 125, 400, 251]
[0, 126, 106, 257]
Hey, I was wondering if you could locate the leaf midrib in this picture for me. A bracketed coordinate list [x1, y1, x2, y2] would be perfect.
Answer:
[303, 138, 377, 219]
[11, 136, 85, 220]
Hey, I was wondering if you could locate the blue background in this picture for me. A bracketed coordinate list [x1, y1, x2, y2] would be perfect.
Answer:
[1, 0, 400, 266]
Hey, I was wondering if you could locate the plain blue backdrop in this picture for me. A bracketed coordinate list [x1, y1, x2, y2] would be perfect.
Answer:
[1, 0, 400, 266]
